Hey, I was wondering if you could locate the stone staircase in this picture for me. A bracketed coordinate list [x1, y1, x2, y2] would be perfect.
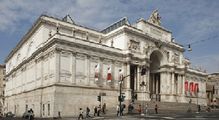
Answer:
[130, 101, 201, 114]
[94, 101, 206, 117]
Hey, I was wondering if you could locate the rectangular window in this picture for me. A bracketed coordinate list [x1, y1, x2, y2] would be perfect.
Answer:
[48, 104, 50, 116]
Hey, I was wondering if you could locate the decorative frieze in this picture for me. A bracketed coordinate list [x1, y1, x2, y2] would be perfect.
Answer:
[128, 39, 140, 51]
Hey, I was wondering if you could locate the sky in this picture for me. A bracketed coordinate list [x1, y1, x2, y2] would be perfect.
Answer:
[0, 0, 219, 73]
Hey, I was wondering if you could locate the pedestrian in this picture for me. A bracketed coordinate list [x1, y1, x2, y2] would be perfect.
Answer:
[102, 103, 106, 114]
[116, 105, 120, 116]
[29, 108, 34, 120]
[94, 106, 97, 116]
[155, 104, 158, 114]
[145, 103, 148, 115]
[97, 105, 101, 116]
[120, 104, 126, 116]
[198, 105, 201, 112]
[128, 103, 133, 113]
[138, 105, 142, 114]
[78, 108, 83, 120]
[86, 107, 91, 118]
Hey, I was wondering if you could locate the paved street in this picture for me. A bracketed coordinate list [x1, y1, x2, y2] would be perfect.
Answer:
[89, 110, 219, 120]
[3, 109, 219, 120]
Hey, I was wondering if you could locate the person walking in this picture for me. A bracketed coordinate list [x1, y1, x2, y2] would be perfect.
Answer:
[138, 105, 142, 114]
[78, 108, 83, 120]
[116, 105, 120, 116]
[102, 103, 106, 114]
[86, 107, 91, 118]
[94, 106, 97, 116]
[97, 105, 101, 116]
[155, 104, 158, 114]
[145, 103, 148, 115]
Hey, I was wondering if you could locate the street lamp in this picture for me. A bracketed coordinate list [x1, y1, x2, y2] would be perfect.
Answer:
[118, 66, 147, 116]
[196, 87, 200, 113]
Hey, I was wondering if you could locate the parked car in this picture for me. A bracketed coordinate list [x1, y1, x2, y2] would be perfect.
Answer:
[5, 111, 15, 117]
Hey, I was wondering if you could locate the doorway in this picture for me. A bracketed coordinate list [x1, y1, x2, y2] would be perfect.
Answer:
[130, 64, 137, 100]
[149, 50, 163, 101]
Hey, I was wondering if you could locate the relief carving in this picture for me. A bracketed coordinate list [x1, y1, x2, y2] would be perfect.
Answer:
[128, 40, 140, 51]
[171, 53, 179, 64]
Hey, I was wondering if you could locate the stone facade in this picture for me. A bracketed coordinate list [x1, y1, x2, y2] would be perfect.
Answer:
[0, 64, 5, 115]
[4, 12, 207, 118]
[207, 73, 219, 106]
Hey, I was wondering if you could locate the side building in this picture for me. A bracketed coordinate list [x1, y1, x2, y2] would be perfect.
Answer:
[207, 73, 219, 107]
[4, 11, 207, 118]
[0, 64, 5, 115]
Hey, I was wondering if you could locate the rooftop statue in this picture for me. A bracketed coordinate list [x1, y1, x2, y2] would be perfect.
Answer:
[148, 9, 161, 26]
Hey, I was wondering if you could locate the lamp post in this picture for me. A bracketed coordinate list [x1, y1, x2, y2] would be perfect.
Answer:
[118, 66, 147, 116]
[196, 87, 200, 113]
[119, 79, 123, 116]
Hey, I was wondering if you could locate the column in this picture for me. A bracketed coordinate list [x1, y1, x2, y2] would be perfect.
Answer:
[182, 75, 185, 96]
[171, 73, 175, 94]
[99, 58, 103, 85]
[55, 49, 60, 83]
[123, 63, 129, 89]
[137, 66, 140, 91]
[160, 72, 165, 94]
[178, 75, 182, 95]
[71, 52, 76, 84]
[156, 75, 159, 94]
[146, 69, 150, 92]
[85, 55, 90, 85]
[111, 61, 115, 87]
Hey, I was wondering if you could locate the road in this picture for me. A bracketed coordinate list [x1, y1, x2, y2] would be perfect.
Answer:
[2, 110, 219, 120]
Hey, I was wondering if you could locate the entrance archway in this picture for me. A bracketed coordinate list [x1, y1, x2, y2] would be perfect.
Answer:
[149, 50, 163, 101]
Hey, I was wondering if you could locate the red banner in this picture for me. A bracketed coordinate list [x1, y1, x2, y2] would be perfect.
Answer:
[107, 66, 112, 82]
[189, 82, 194, 92]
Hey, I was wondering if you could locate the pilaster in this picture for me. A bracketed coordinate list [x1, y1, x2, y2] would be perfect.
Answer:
[71, 52, 76, 84]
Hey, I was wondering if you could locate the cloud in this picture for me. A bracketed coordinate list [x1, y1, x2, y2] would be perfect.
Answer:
[0, 0, 149, 31]
[190, 54, 219, 73]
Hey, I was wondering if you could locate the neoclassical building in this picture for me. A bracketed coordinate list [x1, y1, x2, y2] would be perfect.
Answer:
[0, 64, 5, 115]
[207, 73, 219, 106]
[4, 11, 207, 117]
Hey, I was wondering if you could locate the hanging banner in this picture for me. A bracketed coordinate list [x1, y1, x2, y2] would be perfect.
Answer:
[94, 64, 99, 81]
[107, 66, 112, 82]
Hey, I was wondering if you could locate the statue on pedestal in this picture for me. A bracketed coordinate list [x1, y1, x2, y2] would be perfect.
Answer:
[148, 9, 161, 26]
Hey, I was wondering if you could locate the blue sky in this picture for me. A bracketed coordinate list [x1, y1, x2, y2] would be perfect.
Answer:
[0, 0, 219, 73]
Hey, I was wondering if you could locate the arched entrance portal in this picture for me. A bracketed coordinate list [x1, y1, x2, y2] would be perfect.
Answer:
[149, 50, 163, 101]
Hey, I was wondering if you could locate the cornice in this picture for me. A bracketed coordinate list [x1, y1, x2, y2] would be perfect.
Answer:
[5, 16, 45, 62]
[122, 26, 184, 52]
[4, 82, 119, 97]
[186, 68, 208, 77]
[5, 39, 57, 77]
